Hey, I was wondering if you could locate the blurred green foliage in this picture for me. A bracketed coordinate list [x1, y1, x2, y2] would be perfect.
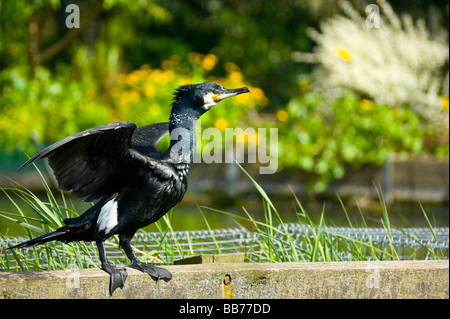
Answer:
[282, 91, 425, 191]
[0, 0, 448, 192]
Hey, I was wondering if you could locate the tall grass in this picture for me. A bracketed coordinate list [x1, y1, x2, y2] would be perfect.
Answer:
[0, 163, 447, 272]
[200, 163, 447, 263]
[0, 165, 102, 271]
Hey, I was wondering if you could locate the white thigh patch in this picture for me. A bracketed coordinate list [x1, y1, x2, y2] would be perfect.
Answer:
[97, 199, 118, 234]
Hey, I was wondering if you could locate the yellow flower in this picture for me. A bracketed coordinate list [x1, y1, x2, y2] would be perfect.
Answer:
[128, 91, 140, 104]
[360, 99, 374, 111]
[126, 72, 140, 86]
[251, 87, 264, 100]
[214, 117, 228, 132]
[150, 69, 162, 81]
[236, 93, 250, 105]
[276, 109, 289, 122]
[162, 69, 175, 83]
[334, 48, 351, 61]
[134, 68, 150, 79]
[236, 131, 260, 146]
[201, 54, 218, 71]
[250, 87, 269, 107]
[442, 95, 449, 111]
[228, 71, 243, 83]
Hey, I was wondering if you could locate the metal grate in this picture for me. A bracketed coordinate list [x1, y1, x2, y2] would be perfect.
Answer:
[1, 224, 448, 271]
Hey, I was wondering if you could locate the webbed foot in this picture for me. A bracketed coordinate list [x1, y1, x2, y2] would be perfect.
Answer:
[128, 260, 172, 281]
[102, 265, 128, 296]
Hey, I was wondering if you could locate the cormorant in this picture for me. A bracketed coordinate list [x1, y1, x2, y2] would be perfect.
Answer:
[9, 82, 250, 295]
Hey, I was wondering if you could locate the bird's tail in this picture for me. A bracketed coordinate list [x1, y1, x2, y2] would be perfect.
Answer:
[8, 227, 69, 250]
[9, 200, 103, 250]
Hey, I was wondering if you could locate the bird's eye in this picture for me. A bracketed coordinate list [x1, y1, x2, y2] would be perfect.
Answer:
[212, 90, 219, 95]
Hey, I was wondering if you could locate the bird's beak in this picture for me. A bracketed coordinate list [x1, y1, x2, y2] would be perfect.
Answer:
[213, 87, 250, 102]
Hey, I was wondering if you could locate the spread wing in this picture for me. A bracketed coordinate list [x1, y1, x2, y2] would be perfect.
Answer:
[19, 121, 174, 202]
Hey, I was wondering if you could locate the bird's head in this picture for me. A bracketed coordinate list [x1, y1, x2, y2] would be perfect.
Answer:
[171, 82, 250, 117]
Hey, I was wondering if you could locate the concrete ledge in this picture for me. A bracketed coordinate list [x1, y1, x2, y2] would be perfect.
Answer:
[0, 260, 448, 299]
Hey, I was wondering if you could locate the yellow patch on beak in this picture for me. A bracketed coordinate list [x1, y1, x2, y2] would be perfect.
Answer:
[203, 92, 218, 110]
[212, 93, 220, 102]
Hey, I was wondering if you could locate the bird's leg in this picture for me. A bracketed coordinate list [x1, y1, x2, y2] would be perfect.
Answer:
[96, 240, 128, 295]
[119, 235, 172, 281]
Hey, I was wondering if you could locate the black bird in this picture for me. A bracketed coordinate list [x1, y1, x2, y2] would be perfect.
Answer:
[9, 82, 250, 295]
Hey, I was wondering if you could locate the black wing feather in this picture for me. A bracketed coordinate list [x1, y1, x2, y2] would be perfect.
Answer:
[19, 121, 175, 202]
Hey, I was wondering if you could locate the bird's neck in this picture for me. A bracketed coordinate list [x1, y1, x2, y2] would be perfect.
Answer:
[167, 107, 199, 167]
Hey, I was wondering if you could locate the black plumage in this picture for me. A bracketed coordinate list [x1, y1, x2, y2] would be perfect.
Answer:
[9, 82, 250, 295]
